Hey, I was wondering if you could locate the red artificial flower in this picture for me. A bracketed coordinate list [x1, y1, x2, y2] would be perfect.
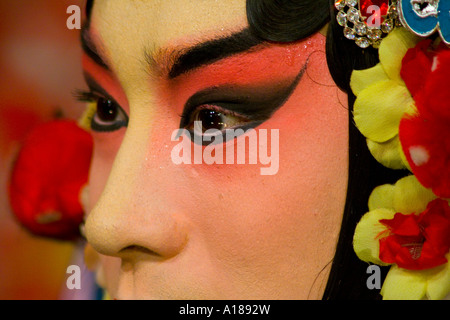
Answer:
[399, 45, 450, 198]
[379, 198, 450, 270]
[400, 39, 434, 98]
[8, 120, 93, 240]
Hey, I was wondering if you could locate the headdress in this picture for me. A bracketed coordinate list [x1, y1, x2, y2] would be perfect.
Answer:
[338, 0, 450, 300]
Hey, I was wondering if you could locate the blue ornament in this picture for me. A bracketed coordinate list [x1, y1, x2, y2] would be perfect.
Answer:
[399, 0, 450, 45]
[438, 0, 450, 43]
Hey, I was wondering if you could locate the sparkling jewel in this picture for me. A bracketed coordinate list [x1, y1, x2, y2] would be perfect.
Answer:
[337, 11, 347, 26]
[381, 19, 394, 33]
[344, 27, 356, 39]
[347, 7, 360, 23]
[335, 0, 346, 10]
[359, 0, 389, 23]
[355, 37, 370, 48]
[355, 22, 368, 35]
[367, 28, 382, 40]
[388, 4, 398, 19]
[346, 0, 358, 7]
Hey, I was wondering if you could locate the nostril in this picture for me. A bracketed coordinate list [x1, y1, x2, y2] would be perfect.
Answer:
[85, 202, 190, 260]
[119, 245, 161, 257]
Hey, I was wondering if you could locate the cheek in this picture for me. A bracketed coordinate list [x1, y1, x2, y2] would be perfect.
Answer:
[86, 33, 348, 296]
[87, 130, 126, 212]
[165, 75, 348, 278]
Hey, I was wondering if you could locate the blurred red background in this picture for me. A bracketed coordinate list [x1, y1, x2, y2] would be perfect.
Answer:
[0, 0, 88, 299]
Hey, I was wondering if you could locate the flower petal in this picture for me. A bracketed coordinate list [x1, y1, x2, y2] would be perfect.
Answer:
[78, 102, 96, 131]
[350, 63, 388, 96]
[353, 208, 395, 266]
[392, 175, 437, 214]
[354, 80, 415, 143]
[400, 39, 433, 97]
[400, 114, 450, 199]
[8, 120, 93, 240]
[426, 254, 450, 300]
[368, 184, 395, 211]
[381, 265, 427, 300]
[379, 28, 420, 85]
[367, 136, 409, 170]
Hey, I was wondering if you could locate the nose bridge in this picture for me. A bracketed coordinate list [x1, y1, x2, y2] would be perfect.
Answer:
[85, 118, 188, 260]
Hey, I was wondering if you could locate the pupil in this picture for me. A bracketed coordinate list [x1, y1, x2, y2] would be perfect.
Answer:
[198, 109, 225, 131]
[97, 98, 117, 122]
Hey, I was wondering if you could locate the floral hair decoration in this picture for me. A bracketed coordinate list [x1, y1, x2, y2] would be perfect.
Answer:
[347, 1, 450, 300]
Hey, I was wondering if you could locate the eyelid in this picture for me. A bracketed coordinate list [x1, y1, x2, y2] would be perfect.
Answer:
[177, 71, 305, 145]
[74, 88, 129, 132]
[82, 73, 126, 109]
[186, 104, 251, 122]
[181, 104, 253, 136]
[74, 89, 104, 103]
[180, 102, 239, 130]
[179, 82, 295, 130]
[75, 78, 129, 119]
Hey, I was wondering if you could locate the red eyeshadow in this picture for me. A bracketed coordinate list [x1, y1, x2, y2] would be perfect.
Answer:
[163, 42, 314, 114]
[82, 54, 129, 112]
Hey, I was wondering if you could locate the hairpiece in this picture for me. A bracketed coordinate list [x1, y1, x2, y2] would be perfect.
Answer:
[350, 25, 450, 299]
[335, 0, 401, 48]
[336, 0, 450, 48]
[398, 0, 450, 45]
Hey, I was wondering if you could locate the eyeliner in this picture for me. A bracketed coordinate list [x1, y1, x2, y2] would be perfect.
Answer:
[180, 63, 307, 130]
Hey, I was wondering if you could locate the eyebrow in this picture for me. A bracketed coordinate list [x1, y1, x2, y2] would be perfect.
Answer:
[164, 29, 263, 79]
[81, 22, 265, 79]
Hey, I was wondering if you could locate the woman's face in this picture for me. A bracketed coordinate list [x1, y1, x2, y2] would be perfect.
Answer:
[83, 0, 349, 299]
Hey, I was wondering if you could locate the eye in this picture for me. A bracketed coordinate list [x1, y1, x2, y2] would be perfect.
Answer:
[91, 97, 128, 132]
[75, 90, 128, 132]
[179, 82, 302, 144]
[184, 104, 250, 134]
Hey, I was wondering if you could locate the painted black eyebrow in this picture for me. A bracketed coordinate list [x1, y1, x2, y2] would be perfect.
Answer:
[81, 20, 264, 79]
[80, 23, 110, 71]
[167, 28, 264, 79]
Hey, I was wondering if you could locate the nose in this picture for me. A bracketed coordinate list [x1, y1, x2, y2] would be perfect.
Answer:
[84, 122, 189, 261]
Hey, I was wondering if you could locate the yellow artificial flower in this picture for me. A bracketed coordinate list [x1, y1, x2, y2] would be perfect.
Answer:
[353, 175, 450, 300]
[78, 101, 97, 131]
[350, 27, 421, 169]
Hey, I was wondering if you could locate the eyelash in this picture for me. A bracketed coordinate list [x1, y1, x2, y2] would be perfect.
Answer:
[178, 89, 274, 146]
[74, 88, 267, 141]
[74, 90, 128, 132]
[180, 104, 251, 132]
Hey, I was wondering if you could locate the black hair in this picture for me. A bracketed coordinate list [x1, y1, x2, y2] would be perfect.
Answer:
[85, 0, 94, 20]
[247, 0, 409, 299]
[84, 0, 408, 299]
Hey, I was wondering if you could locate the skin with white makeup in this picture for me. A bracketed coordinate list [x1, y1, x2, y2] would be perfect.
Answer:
[81, 0, 349, 299]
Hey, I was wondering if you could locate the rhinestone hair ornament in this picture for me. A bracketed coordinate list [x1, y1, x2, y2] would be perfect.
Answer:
[335, 0, 450, 48]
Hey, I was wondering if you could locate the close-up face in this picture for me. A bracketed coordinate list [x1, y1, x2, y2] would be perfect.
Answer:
[83, 0, 349, 299]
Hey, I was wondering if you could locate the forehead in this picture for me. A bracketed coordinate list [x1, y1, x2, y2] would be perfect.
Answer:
[91, 0, 248, 42]
[90, 0, 248, 82]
